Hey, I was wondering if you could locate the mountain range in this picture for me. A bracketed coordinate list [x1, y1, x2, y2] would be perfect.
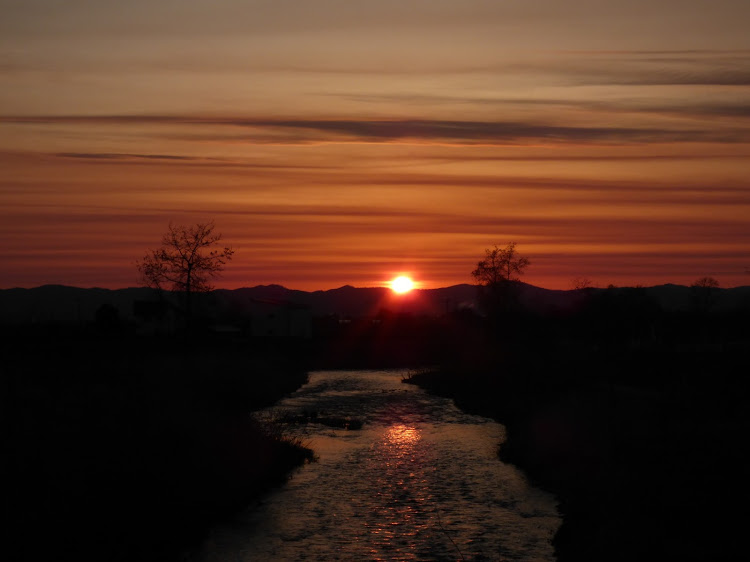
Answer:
[1, 282, 749, 327]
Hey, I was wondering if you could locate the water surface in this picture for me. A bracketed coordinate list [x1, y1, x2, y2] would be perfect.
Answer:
[193, 370, 559, 561]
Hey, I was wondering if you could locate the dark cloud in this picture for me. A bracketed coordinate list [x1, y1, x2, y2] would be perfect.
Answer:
[324, 171, 750, 196]
[514, 50, 750, 87]
[596, 69, 750, 86]
[56, 152, 197, 161]
[410, 152, 750, 163]
[38, 151, 333, 170]
[661, 103, 750, 119]
[4, 114, 748, 145]
[332, 91, 750, 120]
[9, 201, 749, 235]
[231, 118, 747, 144]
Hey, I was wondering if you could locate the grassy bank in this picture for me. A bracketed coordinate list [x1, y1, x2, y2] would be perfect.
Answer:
[405, 347, 750, 561]
[4, 331, 314, 562]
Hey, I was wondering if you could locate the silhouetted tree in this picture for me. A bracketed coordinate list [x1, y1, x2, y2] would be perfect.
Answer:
[472, 242, 530, 285]
[472, 242, 530, 327]
[692, 276, 720, 290]
[571, 277, 593, 291]
[137, 221, 234, 332]
[691, 276, 720, 314]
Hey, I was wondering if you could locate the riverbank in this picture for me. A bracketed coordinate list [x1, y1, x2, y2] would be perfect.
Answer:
[185, 369, 560, 560]
[4, 331, 314, 562]
[405, 347, 750, 561]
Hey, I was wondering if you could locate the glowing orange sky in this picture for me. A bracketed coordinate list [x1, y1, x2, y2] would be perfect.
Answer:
[1, 1, 749, 290]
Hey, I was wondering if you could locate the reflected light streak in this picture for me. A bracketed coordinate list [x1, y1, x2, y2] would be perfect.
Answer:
[385, 424, 421, 448]
[372, 423, 430, 552]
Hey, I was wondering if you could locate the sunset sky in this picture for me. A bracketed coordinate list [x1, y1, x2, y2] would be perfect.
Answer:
[2, 0, 749, 291]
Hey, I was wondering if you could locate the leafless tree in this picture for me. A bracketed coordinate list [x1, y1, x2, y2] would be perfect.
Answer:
[471, 242, 530, 321]
[691, 276, 719, 290]
[571, 277, 594, 291]
[690, 276, 720, 313]
[137, 221, 234, 330]
[472, 242, 530, 286]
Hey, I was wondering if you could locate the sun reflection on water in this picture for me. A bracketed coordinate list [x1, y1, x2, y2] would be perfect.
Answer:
[385, 424, 421, 448]
[193, 371, 560, 561]
[366, 423, 436, 556]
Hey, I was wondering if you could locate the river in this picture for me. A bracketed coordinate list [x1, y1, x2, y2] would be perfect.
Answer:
[191, 369, 560, 561]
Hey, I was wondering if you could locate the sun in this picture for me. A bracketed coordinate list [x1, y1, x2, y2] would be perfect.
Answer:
[390, 276, 414, 294]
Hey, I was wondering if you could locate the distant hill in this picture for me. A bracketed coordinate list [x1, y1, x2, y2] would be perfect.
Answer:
[1, 282, 749, 326]
[0, 285, 155, 326]
[215, 283, 480, 318]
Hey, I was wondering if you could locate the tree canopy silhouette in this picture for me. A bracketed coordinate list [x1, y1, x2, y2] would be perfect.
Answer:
[472, 242, 530, 286]
[137, 221, 234, 329]
[471, 242, 530, 324]
[690, 276, 720, 313]
[691, 276, 719, 290]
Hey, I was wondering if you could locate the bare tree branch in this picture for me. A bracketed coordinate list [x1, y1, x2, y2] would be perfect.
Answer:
[472, 242, 530, 285]
[136, 221, 234, 330]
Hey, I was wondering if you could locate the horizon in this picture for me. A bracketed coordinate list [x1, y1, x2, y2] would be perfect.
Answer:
[6, 279, 748, 294]
[2, 2, 749, 291]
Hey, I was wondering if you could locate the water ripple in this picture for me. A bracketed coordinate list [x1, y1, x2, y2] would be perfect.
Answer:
[193, 370, 560, 561]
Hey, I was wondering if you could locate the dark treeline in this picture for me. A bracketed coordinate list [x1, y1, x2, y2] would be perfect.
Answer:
[307, 310, 448, 369]
[4, 282, 749, 561]
[4, 328, 314, 562]
[402, 284, 750, 562]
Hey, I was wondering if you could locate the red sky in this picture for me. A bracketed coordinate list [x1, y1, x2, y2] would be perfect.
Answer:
[1, 1, 749, 291]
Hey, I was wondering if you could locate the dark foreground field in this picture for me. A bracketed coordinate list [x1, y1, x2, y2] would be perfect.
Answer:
[3, 331, 313, 562]
[406, 346, 750, 561]
[5, 284, 750, 562]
